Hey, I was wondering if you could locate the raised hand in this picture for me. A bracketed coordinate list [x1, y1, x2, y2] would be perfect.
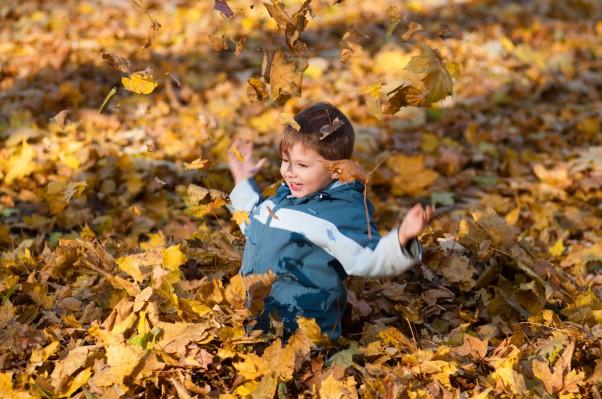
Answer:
[227, 138, 267, 185]
[398, 203, 436, 247]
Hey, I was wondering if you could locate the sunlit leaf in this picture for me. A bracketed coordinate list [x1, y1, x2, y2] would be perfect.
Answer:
[122, 73, 158, 95]
[232, 210, 250, 225]
[277, 112, 300, 131]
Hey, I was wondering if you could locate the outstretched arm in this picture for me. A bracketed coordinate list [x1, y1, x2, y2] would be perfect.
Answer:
[398, 203, 436, 247]
[227, 138, 267, 185]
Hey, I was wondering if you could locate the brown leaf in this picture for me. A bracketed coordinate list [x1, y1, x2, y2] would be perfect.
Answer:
[323, 159, 369, 184]
[214, 0, 234, 18]
[269, 50, 308, 104]
[318, 117, 343, 140]
[101, 52, 132, 74]
[208, 34, 228, 51]
[340, 25, 368, 63]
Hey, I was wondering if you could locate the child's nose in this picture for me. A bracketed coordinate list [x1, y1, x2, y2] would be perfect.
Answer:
[285, 164, 296, 177]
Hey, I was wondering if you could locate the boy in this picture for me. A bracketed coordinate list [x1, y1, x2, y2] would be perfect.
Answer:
[227, 102, 435, 340]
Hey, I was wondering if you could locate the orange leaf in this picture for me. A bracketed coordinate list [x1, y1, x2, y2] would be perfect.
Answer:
[323, 159, 369, 184]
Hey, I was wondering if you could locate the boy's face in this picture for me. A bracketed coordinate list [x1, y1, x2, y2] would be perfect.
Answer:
[280, 144, 336, 198]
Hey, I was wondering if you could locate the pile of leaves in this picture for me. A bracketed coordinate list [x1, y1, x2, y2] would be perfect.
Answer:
[1, 0, 601, 397]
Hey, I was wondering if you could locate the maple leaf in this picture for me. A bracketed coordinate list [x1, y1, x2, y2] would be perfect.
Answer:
[404, 42, 455, 104]
[232, 210, 250, 225]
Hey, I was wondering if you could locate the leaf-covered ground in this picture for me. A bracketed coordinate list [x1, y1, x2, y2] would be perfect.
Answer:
[1, 0, 602, 398]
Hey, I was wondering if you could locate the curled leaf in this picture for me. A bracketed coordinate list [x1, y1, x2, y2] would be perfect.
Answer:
[319, 117, 343, 140]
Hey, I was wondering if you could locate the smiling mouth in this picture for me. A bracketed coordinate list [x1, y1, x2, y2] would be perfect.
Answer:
[289, 182, 302, 191]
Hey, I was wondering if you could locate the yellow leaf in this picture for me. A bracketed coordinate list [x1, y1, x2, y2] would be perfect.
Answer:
[30, 340, 60, 363]
[0, 372, 34, 399]
[232, 210, 250, 225]
[140, 231, 166, 251]
[179, 298, 212, 318]
[401, 21, 423, 41]
[549, 239, 566, 257]
[117, 255, 145, 282]
[360, 81, 383, 100]
[122, 73, 158, 95]
[58, 368, 92, 398]
[277, 112, 301, 131]
[4, 141, 35, 184]
[247, 78, 268, 102]
[183, 158, 213, 170]
[296, 316, 330, 345]
[231, 145, 244, 162]
[42, 181, 87, 214]
[162, 244, 187, 271]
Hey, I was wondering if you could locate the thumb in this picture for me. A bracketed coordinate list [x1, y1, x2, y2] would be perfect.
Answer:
[250, 158, 267, 174]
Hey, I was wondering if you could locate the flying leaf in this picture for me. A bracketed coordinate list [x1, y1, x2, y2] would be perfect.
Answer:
[318, 117, 344, 140]
[50, 110, 70, 129]
[278, 112, 300, 131]
[183, 158, 214, 170]
[101, 52, 132, 74]
[384, 84, 424, 114]
[269, 50, 308, 104]
[404, 42, 455, 104]
[122, 73, 158, 95]
[208, 34, 228, 51]
[323, 159, 369, 183]
[360, 81, 383, 100]
[247, 78, 268, 102]
[341, 25, 367, 63]
[401, 21, 423, 41]
[232, 210, 250, 225]
[214, 0, 234, 18]
[263, 0, 294, 29]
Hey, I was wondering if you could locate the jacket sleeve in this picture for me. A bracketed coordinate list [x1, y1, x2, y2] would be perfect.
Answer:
[227, 178, 263, 236]
[265, 207, 422, 278]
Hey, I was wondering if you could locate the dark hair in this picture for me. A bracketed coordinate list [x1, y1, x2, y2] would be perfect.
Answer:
[279, 102, 355, 160]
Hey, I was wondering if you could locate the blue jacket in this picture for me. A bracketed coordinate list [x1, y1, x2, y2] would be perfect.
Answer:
[229, 179, 422, 339]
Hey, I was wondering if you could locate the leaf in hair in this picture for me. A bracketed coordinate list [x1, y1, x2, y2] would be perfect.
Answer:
[319, 117, 344, 140]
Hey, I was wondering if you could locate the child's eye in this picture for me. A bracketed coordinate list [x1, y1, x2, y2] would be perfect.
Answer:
[281, 158, 289, 163]
[298, 163, 307, 168]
